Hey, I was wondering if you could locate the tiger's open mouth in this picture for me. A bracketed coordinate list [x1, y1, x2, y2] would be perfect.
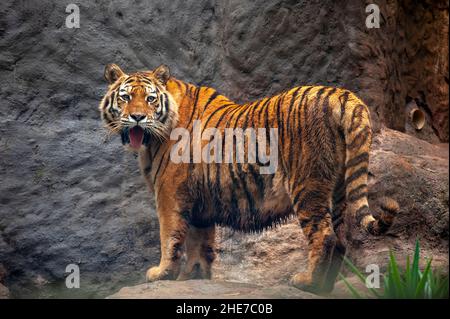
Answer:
[121, 126, 151, 149]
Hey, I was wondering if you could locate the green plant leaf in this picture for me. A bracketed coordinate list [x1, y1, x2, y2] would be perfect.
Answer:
[405, 255, 411, 292]
[339, 240, 448, 299]
[339, 273, 363, 299]
[415, 258, 432, 298]
[343, 256, 366, 283]
[388, 250, 405, 298]
[411, 239, 420, 289]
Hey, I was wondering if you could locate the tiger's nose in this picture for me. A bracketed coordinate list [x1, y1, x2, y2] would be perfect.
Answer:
[130, 114, 146, 122]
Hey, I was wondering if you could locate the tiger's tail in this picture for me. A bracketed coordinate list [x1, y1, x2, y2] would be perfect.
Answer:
[342, 97, 399, 235]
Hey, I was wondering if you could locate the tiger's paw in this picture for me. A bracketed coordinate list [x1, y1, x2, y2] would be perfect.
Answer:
[146, 266, 177, 282]
[177, 263, 212, 281]
[290, 272, 322, 294]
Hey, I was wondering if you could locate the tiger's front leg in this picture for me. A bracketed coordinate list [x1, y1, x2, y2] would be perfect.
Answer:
[146, 196, 188, 282]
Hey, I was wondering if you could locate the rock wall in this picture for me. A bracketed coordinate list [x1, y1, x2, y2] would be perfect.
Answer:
[347, 0, 449, 141]
[0, 0, 448, 298]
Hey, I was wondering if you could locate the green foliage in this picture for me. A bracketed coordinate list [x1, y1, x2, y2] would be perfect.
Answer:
[340, 240, 449, 299]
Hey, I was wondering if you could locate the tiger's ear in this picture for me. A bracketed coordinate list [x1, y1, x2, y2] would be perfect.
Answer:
[104, 64, 125, 84]
[153, 64, 170, 85]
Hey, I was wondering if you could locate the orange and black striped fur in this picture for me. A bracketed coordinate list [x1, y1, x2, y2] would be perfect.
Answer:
[99, 64, 399, 293]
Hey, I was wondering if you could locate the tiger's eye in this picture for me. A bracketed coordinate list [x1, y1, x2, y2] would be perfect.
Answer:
[120, 94, 131, 102]
[147, 95, 157, 103]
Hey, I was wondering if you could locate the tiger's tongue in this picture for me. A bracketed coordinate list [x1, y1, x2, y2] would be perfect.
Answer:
[129, 127, 144, 149]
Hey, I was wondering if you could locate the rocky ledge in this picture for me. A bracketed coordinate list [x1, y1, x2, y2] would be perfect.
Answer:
[107, 280, 320, 299]
[107, 277, 373, 299]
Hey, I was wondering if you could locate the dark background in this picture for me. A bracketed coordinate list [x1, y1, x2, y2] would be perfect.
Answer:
[0, 0, 448, 298]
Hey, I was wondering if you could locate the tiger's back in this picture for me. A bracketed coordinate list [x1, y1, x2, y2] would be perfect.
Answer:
[149, 83, 362, 232]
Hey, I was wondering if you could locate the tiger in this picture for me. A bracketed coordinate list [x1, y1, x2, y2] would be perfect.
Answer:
[99, 63, 399, 294]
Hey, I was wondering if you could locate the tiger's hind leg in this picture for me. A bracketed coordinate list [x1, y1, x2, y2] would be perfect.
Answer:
[322, 238, 346, 293]
[177, 225, 216, 280]
[321, 179, 348, 293]
[289, 180, 338, 294]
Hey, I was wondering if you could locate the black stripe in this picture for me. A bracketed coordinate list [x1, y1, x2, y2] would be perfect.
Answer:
[163, 93, 169, 118]
[153, 149, 169, 184]
[288, 87, 312, 184]
[347, 126, 371, 150]
[345, 167, 368, 187]
[302, 87, 327, 157]
[219, 104, 246, 164]
[286, 87, 302, 134]
[346, 152, 369, 169]
[202, 102, 235, 132]
[233, 105, 257, 215]
[323, 88, 338, 155]
[186, 86, 201, 129]
[140, 78, 154, 86]
[200, 90, 220, 116]
[151, 143, 161, 161]
[242, 101, 258, 129]
[181, 81, 190, 95]
[220, 104, 245, 138]
[264, 96, 273, 144]
[103, 94, 110, 111]
[232, 103, 248, 129]
[348, 104, 365, 133]
[299, 217, 310, 228]
[339, 91, 350, 123]
[210, 103, 237, 133]
[355, 205, 370, 224]
[158, 93, 170, 123]
[172, 79, 182, 92]
[200, 91, 220, 117]
[292, 187, 306, 207]
[155, 154, 172, 191]
[294, 86, 313, 136]
[254, 98, 271, 167]
[347, 184, 368, 202]
[276, 93, 287, 175]
[257, 97, 271, 124]
[249, 100, 263, 128]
